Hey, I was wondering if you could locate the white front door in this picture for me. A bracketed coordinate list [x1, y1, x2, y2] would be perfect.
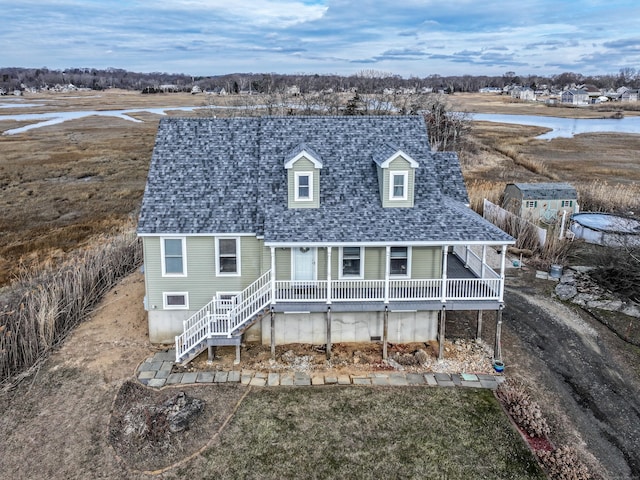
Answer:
[292, 247, 316, 281]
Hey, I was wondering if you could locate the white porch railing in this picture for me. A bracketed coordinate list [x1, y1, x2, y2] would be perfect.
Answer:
[274, 278, 501, 302]
[452, 245, 500, 279]
[176, 270, 272, 363]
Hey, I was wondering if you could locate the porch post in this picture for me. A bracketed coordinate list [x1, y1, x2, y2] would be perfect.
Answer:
[441, 245, 449, 302]
[235, 343, 241, 365]
[270, 307, 276, 360]
[464, 244, 470, 267]
[499, 245, 507, 302]
[326, 246, 332, 305]
[382, 306, 389, 359]
[481, 245, 487, 278]
[270, 247, 276, 305]
[384, 246, 390, 304]
[493, 307, 503, 362]
[476, 310, 483, 340]
[326, 307, 332, 360]
[438, 306, 446, 361]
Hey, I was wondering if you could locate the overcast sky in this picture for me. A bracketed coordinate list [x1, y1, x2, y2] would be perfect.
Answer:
[2, 1, 639, 78]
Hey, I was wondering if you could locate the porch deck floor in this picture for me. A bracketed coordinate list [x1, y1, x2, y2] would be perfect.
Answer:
[446, 253, 477, 279]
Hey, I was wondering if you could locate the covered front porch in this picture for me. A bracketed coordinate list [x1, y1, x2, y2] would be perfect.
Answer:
[262, 242, 506, 364]
[176, 243, 509, 365]
[268, 243, 506, 310]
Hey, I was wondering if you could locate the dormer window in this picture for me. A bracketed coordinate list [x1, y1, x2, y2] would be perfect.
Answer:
[285, 144, 322, 209]
[373, 145, 419, 208]
[295, 172, 312, 201]
[390, 172, 408, 200]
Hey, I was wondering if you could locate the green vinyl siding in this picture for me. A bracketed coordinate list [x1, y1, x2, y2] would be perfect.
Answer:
[381, 156, 415, 208]
[287, 157, 320, 208]
[411, 246, 441, 279]
[364, 247, 385, 279]
[274, 248, 292, 280]
[143, 236, 265, 312]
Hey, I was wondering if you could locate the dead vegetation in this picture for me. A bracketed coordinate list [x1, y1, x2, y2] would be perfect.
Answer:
[0, 232, 142, 382]
[497, 379, 593, 480]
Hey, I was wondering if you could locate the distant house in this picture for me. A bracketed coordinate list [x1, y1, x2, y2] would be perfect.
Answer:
[190, 85, 202, 94]
[503, 183, 578, 225]
[517, 87, 536, 102]
[561, 89, 588, 105]
[138, 116, 514, 365]
[160, 84, 180, 93]
[581, 85, 602, 103]
[621, 89, 639, 102]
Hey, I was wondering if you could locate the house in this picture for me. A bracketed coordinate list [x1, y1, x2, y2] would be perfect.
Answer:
[621, 89, 639, 103]
[561, 89, 588, 105]
[503, 183, 578, 225]
[137, 116, 515, 365]
[510, 86, 536, 102]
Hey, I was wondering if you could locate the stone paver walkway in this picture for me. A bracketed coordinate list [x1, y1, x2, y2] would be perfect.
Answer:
[137, 349, 505, 390]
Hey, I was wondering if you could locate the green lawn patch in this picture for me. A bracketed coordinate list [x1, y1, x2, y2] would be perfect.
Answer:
[195, 387, 545, 479]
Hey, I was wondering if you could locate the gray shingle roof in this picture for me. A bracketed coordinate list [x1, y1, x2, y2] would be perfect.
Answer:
[509, 182, 577, 200]
[138, 116, 513, 244]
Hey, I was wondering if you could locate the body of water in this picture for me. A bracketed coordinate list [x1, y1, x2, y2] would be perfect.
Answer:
[2, 105, 640, 138]
[469, 113, 640, 139]
[0, 106, 199, 135]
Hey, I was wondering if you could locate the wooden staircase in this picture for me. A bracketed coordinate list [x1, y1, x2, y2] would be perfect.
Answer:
[175, 270, 272, 365]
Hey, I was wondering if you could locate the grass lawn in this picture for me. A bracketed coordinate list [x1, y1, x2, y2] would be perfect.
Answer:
[176, 386, 545, 480]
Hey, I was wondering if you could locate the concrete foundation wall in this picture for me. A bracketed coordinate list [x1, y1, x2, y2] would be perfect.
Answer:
[255, 310, 438, 345]
[149, 309, 438, 346]
[148, 309, 192, 344]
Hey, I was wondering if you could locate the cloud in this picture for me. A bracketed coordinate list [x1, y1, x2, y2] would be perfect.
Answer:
[3, 0, 640, 76]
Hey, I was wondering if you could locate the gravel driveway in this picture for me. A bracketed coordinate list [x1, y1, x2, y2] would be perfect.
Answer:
[502, 272, 640, 480]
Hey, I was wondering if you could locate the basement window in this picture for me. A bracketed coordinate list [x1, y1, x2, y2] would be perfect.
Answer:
[163, 292, 189, 309]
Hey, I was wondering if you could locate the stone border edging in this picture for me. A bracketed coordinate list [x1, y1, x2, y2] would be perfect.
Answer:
[137, 349, 505, 390]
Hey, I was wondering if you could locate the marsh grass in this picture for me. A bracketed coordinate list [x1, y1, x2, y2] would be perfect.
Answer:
[194, 387, 545, 480]
[576, 180, 640, 214]
[466, 179, 504, 213]
[0, 232, 142, 382]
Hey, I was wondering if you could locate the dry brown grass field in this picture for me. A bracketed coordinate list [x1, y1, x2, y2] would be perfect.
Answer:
[1, 90, 639, 286]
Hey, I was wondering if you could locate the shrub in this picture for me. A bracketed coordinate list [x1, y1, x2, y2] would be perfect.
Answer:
[496, 379, 551, 438]
[537, 446, 592, 480]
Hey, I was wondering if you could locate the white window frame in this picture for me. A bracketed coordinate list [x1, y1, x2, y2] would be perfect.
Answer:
[216, 291, 240, 309]
[389, 246, 411, 277]
[160, 236, 187, 277]
[339, 246, 364, 279]
[389, 171, 408, 201]
[215, 237, 241, 277]
[163, 292, 189, 310]
[294, 171, 313, 202]
[216, 291, 240, 302]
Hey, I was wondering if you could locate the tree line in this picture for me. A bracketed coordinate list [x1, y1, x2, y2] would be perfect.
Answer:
[2, 67, 639, 94]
